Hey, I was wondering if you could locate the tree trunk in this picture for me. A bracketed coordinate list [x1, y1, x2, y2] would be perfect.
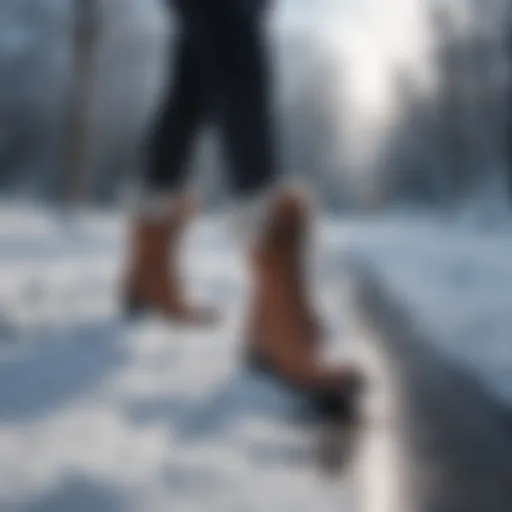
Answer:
[63, 0, 99, 204]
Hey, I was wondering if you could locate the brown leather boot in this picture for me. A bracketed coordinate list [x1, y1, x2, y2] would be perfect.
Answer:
[123, 195, 218, 325]
[245, 190, 320, 352]
[246, 189, 361, 414]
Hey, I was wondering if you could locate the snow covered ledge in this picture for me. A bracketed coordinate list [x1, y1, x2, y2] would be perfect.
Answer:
[340, 260, 512, 512]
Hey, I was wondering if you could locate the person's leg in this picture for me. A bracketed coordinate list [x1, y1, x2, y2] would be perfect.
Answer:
[123, 25, 217, 324]
[144, 34, 208, 192]
[178, 0, 360, 410]
[175, 0, 275, 196]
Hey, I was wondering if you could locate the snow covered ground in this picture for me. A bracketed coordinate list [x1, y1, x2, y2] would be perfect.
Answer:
[0, 205, 511, 511]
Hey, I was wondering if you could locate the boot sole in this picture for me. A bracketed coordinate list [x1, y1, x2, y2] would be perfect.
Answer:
[122, 294, 220, 327]
[244, 348, 360, 424]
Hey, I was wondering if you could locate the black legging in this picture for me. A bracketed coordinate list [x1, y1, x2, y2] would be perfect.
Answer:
[145, 0, 276, 198]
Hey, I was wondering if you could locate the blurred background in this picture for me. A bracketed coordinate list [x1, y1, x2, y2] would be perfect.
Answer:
[2, 0, 511, 211]
[0, 0, 511, 511]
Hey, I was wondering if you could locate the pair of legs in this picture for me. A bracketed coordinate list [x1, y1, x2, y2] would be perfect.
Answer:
[147, 0, 274, 195]
[124, 0, 359, 414]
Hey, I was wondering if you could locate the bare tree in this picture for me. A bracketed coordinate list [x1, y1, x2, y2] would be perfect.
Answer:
[63, 0, 99, 203]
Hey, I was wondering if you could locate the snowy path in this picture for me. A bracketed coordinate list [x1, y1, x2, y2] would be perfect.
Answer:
[0, 208, 511, 511]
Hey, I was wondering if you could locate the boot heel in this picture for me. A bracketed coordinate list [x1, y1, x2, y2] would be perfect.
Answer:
[123, 292, 148, 318]
[245, 346, 274, 376]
